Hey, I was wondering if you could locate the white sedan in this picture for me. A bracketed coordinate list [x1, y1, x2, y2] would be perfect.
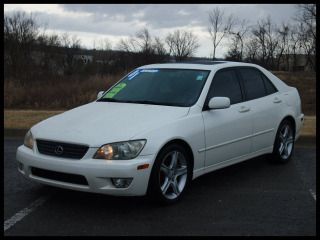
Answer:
[16, 61, 304, 204]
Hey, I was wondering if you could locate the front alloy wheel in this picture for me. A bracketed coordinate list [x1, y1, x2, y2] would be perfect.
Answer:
[159, 150, 188, 200]
[148, 144, 191, 204]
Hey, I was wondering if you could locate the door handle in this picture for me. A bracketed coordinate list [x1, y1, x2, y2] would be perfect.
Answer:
[238, 106, 250, 113]
[273, 97, 282, 103]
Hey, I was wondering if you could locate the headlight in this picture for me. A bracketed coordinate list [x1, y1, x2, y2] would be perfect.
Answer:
[93, 140, 146, 160]
[24, 130, 34, 149]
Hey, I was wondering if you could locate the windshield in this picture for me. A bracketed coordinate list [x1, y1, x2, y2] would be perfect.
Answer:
[97, 68, 210, 107]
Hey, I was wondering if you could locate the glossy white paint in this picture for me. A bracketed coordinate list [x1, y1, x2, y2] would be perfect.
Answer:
[208, 97, 230, 109]
[16, 62, 304, 196]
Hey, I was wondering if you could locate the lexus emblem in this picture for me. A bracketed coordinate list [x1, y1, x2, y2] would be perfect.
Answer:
[54, 145, 64, 155]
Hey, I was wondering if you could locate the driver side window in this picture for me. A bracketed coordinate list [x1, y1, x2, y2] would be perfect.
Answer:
[206, 69, 243, 106]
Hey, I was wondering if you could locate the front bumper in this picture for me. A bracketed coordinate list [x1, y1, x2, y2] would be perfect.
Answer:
[16, 145, 155, 196]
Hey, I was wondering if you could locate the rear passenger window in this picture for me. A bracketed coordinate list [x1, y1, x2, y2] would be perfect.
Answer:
[239, 68, 266, 101]
[261, 74, 277, 95]
[207, 69, 242, 105]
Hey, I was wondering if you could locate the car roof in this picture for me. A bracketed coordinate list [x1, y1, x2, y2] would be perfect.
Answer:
[140, 61, 261, 71]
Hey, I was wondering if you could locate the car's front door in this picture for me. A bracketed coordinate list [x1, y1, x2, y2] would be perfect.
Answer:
[201, 68, 253, 167]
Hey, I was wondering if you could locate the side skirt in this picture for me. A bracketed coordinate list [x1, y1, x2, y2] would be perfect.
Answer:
[192, 146, 273, 180]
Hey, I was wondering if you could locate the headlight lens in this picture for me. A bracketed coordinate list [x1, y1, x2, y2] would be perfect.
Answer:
[93, 140, 146, 160]
[24, 130, 34, 149]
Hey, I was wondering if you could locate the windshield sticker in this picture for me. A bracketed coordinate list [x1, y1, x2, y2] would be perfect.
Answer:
[128, 70, 141, 80]
[196, 75, 204, 81]
[141, 69, 159, 73]
[104, 83, 127, 98]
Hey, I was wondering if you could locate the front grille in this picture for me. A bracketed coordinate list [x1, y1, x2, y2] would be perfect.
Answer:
[36, 139, 88, 159]
[31, 167, 88, 185]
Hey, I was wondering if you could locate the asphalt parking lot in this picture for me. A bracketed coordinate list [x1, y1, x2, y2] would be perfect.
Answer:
[4, 137, 316, 236]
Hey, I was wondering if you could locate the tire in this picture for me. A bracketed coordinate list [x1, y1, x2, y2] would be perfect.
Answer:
[270, 119, 295, 163]
[147, 143, 192, 205]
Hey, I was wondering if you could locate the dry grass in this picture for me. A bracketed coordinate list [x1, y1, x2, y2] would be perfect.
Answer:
[4, 110, 64, 129]
[4, 110, 316, 136]
[4, 73, 125, 110]
[272, 71, 316, 115]
[301, 116, 316, 136]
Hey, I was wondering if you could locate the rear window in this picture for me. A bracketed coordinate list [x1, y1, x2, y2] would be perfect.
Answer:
[239, 68, 267, 101]
[261, 74, 278, 95]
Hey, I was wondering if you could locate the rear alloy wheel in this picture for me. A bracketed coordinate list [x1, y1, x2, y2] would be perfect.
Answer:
[148, 144, 191, 204]
[271, 120, 295, 163]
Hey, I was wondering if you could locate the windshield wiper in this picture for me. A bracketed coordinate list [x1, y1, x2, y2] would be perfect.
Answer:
[97, 98, 127, 103]
[129, 100, 183, 106]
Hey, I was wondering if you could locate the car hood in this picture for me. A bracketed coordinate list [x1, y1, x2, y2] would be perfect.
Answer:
[32, 102, 190, 147]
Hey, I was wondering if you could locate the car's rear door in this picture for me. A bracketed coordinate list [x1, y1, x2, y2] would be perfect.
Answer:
[236, 67, 284, 152]
[201, 68, 253, 167]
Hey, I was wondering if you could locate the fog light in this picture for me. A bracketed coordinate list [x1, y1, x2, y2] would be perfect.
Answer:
[111, 178, 133, 188]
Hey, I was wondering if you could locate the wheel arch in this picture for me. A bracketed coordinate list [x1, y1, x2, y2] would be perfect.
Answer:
[146, 138, 195, 198]
[154, 138, 195, 177]
[279, 115, 296, 136]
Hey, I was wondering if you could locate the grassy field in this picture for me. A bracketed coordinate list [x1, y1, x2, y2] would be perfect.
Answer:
[4, 110, 316, 136]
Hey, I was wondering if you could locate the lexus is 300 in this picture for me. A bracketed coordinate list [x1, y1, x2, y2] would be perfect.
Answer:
[16, 61, 304, 204]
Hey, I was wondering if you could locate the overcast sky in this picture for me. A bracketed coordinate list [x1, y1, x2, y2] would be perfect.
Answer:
[4, 4, 298, 58]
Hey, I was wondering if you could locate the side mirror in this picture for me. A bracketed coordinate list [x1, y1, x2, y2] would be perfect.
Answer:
[208, 97, 230, 109]
[97, 91, 104, 100]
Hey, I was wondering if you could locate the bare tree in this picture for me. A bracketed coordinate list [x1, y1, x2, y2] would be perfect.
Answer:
[165, 30, 199, 61]
[289, 24, 302, 69]
[4, 12, 39, 79]
[117, 28, 154, 54]
[244, 38, 259, 62]
[226, 19, 249, 61]
[275, 23, 290, 70]
[295, 4, 316, 40]
[152, 36, 167, 61]
[60, 33, 81, 75]
[134, 28, 155, 54]
[294, 4, 316, 70]
[252, 16, 279, 68]
[117, 37, 136, 52]
[207, 7, 234, 60]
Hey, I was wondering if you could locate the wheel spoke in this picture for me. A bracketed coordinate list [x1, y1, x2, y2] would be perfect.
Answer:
[286, 137, 294, 145]
[161, 179, 170, 194]
[171, 179, 180, 195]
[283, 144, 289, 156]
[283, 126, 289, 139]
[161, 164, 170, 176]
[279, 143, 285, 154]
[169, 151, 179, 169]
[175, 165, 187, 177]
[279, 134, 285, 143]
